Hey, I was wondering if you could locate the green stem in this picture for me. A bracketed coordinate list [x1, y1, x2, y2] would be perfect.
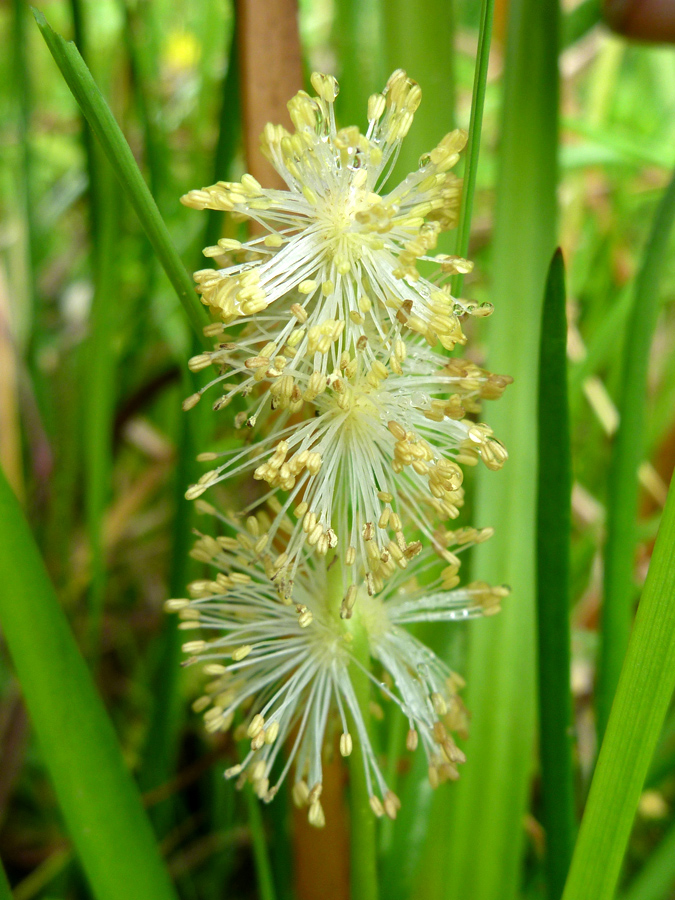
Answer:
[0, 467, 178, 900]
[203, 16, 241, 251]
[12, 0, 38, 338]
[0, 857, 11, 900]
[245, 787, 277, 900]
[597, 166, 675, 741]
[537, 250, 576, 899]
[382, 0, 455, 191]
[562, 473, 675, 900]
[328, 561, 378, 900]
[347, 624, 379, 900]
[620, 819, 675, 900]
[442, 1, 559, 898]
[33, 9, 209, 342]
[137, 362, 205, 828]
[451, 0, 495, 297]
[84, 167, 119, 657]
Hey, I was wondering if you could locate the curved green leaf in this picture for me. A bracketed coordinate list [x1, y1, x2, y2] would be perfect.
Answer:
[32, 8, 209, 342]
[597, 167, 675, 740]
[563, 473, 675, 900]
[0, 467, 178, 900]
[537, 249, 576, 899]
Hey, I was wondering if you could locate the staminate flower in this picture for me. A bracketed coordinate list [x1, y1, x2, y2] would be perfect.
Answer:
[184, 340, 510, 606]
[181, 69, 483, 388]
[167, 508, 507, 825]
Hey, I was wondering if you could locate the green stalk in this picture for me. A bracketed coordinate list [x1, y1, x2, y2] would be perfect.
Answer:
[562, 474, 675, 900]
[327, 558, 378, 900]
[334, 0, 384, 127]
[568, 285, 631, 416]
[84, 168, 119, 655]
[203, 18, 241, 251]
[441, 2, 559, 899]
[0, 857, 11, 900]
[65, 0, 120, 657]
[137, 364, 205, 827]
[11, 0, 38, 339]
[33, 9, 209, 342]
[596, 166, 675, 741]
[382, 0, 456, 185]
[537, 250, 576, 899]
[451, 0, 495, 297]
[347, 618, 379, 900]
[244, 787, 277, 900]
[0, 467, 177, 900]
[138, 14, 240, 828]
[562, 0, 602, 48]
[69, 0, 101, 245]
[620, 820, 675, 900]
[119, 0, 169, 208]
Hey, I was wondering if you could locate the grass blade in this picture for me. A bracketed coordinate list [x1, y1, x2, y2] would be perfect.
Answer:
[11, 0, 38, 338]
[597, 166, 675, 740]
[383, 0, 456, 184]
[441, 1, 559, 898]
[32, 9, 209, 341]
[83, 170, 119, 654]
[245, 787, 277, 900]
[451, 0, 495, 297]
[0, 857, 11, 900]
[0, 467, 178, 900]
[562, 472, 675, 900]
[620, 820, 675, 900]
[334, 0, 384, 127]
[537, 249, 576, 899]
[347, 616, 378, 900]
[203, 17, 241, 250]
[137, 364, 207, 832]
[137, 13, 239, 823]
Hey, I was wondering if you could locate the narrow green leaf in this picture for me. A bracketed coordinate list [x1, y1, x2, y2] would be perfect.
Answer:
[568, 285, 632, 411]
[11, 0, 38, 341]
[244, 787, 277, 900]
[537, 249, 576, 899]
[64, 0, 119, 654]
[347, 617, 379, 900]
[0, 857, 12, 900]
[562, 473, 675, 900]
[441, 1, 559, 898]
[119, 0, 170, 209]
[381, 743, 433, 900]
[562, 0, 601, 49]
[0, 467, 178, 900]
[451, 0, 495, 297]
[138, 14, 240, 820]
[84, 169, 119, 654]
[597, 166, 675, 740]
[382, 0, 456, 183]
[69, 0, 104, 246]
[32, 8, 209, 341]
[203, 17, 241, 250]
[620, 820, 675, 900]
[137, 366, 204, 818]
[334, 0, 384, 128]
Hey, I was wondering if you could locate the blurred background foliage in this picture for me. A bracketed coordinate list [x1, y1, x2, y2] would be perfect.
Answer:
[1, 0, 675, 899]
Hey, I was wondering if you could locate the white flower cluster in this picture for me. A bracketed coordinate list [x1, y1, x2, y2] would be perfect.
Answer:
[168, 70, 510, 825]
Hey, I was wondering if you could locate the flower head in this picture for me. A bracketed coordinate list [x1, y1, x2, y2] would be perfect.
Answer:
[181, 69, 480, 388]
[185, 340, 510, 606]
[168, 508, 507, 825]
[173, 68, 512, 825]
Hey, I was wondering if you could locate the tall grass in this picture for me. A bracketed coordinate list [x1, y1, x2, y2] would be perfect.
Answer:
[441, 3, 559, 899]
